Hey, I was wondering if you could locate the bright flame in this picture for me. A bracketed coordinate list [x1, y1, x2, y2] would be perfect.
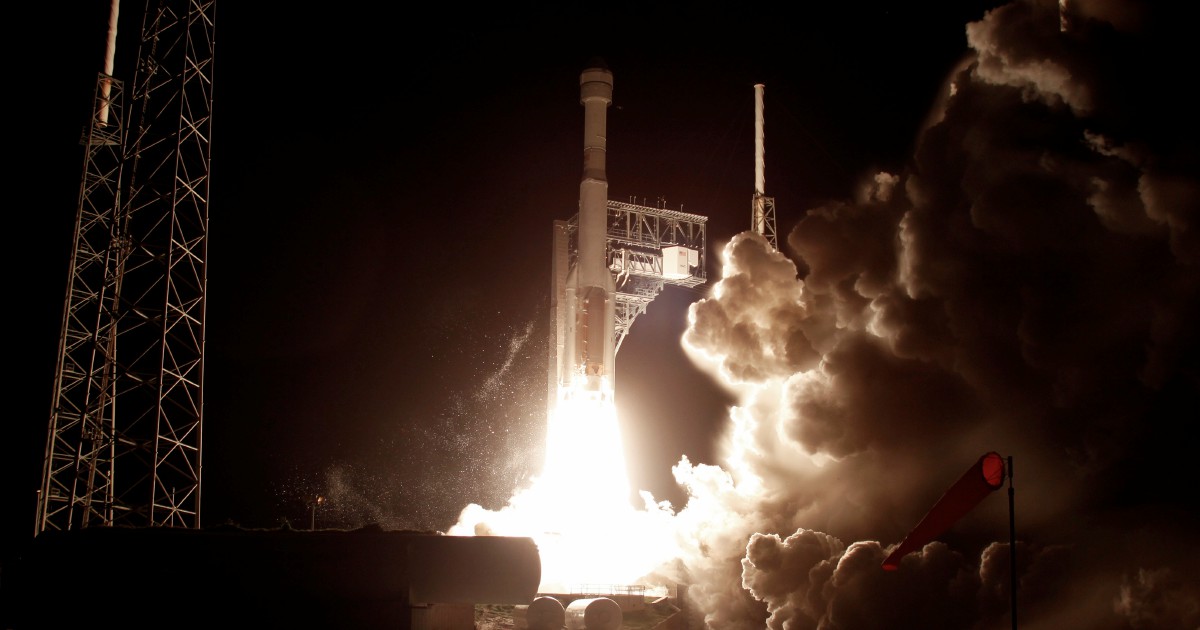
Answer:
[541, 392, 630, 509]
[450, 384, 680, 594]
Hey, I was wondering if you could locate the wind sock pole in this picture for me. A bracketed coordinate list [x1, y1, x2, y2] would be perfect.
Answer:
[1008, 456, 1017, 630]
[882, 452, 1007, 570]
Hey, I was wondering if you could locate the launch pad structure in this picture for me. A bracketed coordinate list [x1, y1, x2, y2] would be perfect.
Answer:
[548, 61, 708, 412]
[550, 202, 708, 360]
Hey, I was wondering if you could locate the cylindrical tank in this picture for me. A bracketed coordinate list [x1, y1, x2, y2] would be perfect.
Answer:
[514, 595, 566, 630]
[405, 534, 542, 604]
[565, 597, 622, 630]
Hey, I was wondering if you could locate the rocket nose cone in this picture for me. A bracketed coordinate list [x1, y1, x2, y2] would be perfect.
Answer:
[585, 56, 609, 71]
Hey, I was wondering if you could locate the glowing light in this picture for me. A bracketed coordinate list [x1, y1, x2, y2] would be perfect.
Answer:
[541, 392, 630, 509]
[450, 384, 680, 594]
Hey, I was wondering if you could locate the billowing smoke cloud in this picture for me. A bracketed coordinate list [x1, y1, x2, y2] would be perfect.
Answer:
[671, 1, 1199, 628]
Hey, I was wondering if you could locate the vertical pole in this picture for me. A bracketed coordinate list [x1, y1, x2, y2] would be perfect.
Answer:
[99, 0, 120, 125]
[310, 496, 323, 531]
[754, 84, 766, 197]
[752, 84, 766, 236]
[1008, 456, 1017, 630]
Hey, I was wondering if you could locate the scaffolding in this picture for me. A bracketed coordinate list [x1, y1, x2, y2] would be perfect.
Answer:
[37, 0, 216, 534]
[562, 199, 707, 354]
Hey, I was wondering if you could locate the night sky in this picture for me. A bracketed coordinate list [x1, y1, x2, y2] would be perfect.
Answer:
[8, 1, 1198, 629]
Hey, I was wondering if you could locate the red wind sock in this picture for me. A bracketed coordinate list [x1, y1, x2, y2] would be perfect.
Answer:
[882, 452, 1006, 570]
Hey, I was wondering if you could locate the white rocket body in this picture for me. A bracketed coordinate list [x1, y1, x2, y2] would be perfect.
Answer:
[561, 64, 617, 399]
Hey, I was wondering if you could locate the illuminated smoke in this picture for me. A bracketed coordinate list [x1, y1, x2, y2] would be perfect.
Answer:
[669, 1, 1199, 628]
[452, 1, 1196, 627]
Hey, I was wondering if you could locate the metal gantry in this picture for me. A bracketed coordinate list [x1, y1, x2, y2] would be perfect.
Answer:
[37, 72, 128, 533]
[752, 192, 777, 250]
[561, 199, 708, 354]
[37, 0, 216, 534]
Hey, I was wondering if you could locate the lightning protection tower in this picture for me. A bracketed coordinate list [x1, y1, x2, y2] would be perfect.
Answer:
[751, 83, 778, 250]
[37, 0, 217, 535]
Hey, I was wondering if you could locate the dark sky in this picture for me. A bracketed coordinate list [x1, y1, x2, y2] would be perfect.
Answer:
[9, 1, 1198, 629]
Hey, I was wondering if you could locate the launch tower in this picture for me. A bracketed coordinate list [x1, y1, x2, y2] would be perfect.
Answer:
[548, 61, 708, 412]
[37, 0, 216, 534]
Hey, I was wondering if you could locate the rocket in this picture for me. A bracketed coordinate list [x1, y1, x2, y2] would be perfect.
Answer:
[558, 61, 617, 400]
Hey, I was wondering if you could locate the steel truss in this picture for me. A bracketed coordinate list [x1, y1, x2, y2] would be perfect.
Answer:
[752, 192, 777, 250]
[38, 0, 216, 534]
[562, 200, 708, 353]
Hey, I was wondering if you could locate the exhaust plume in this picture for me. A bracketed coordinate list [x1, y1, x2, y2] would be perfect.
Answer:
[673, 1, 1199, 628]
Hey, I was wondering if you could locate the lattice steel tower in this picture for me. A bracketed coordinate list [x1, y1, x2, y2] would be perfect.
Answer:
[36, 0, 216, 534]
[752, 83, 778, 250]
